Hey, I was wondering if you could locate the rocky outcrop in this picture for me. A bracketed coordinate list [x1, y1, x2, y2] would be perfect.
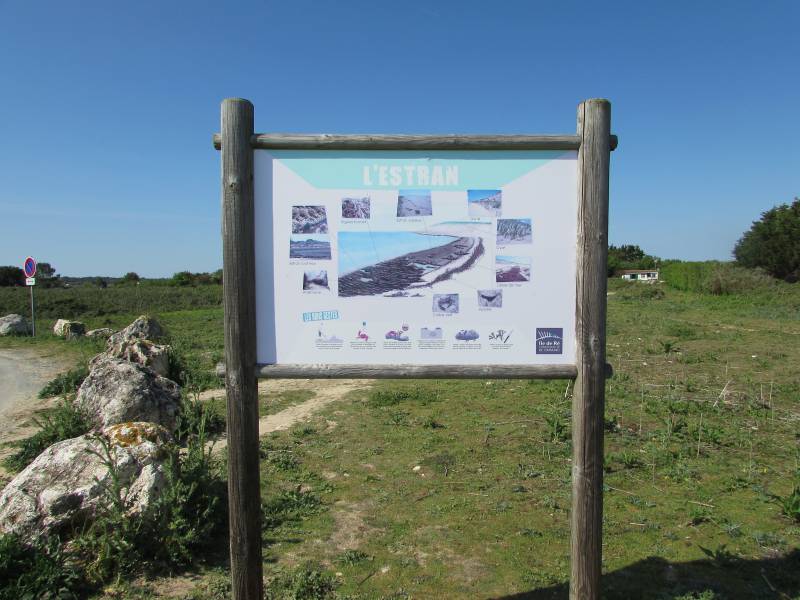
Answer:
[86, 327, 115, 340]
[0, 314, 30, 336]
[496, 218, 532, 243]
[53, 319, 86, 339]
[107, 315, 164, 347]
[292, 205, 328, 233]
[0, 422, 173, 537]
[75, 358, 180, 431]
[93, 337, 171, 377]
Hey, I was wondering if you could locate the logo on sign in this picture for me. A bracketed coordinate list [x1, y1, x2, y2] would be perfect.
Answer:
[536, 328, 563, 354]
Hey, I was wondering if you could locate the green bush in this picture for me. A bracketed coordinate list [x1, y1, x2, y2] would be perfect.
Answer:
[661, 261, 775, 295]
[0, 284, 222, 320]
[75, 405, 227, 583]
[0, 533, 84, 599]
[38, 365, 89, 398]
[2, 399, 92, 472]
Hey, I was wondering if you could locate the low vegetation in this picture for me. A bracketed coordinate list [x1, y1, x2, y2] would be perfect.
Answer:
[0, 271, 798, 598]
[2, 399, 92, 472]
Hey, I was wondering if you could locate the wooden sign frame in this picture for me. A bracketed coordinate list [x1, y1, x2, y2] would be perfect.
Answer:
[215, 98, 614, 599]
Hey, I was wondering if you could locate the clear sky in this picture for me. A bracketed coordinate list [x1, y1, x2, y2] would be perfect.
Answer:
[1, 1, 797, 277]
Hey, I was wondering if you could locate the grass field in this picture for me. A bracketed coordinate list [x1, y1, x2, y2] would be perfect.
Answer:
[1, 279, 799, 598]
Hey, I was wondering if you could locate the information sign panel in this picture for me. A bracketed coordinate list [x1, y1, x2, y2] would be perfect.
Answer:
[254, 150, 577, 366]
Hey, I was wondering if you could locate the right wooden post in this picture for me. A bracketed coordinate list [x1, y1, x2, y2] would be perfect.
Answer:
[571, 98, 611, 600]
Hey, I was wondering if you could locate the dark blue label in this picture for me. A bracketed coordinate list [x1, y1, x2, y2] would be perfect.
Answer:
[536, 328, 563, 354]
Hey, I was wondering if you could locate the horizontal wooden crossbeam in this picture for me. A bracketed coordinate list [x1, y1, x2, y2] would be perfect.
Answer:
[215, 363, 614, 380]
[212, 132, 618, 151]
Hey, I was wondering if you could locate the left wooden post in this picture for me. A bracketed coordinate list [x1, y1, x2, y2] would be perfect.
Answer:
[221, 98, 263, 599]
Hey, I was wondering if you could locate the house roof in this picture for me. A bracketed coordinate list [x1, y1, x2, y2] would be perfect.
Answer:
[618, 269, 659, 274]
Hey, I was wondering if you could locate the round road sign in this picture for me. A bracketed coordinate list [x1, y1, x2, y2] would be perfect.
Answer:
[23, 257, 37, 278]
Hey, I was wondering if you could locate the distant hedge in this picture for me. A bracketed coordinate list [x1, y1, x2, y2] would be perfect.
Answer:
[0, 284, 222, 320]
[660, 261, 774, 295]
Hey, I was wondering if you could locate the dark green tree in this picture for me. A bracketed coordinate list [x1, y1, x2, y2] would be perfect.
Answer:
[0, 266, 24, 287]
[121, 272, 141, 284]
[36, 262, 62, 288]
[734, 198, 800, 281]
[607, 244, 658, 277]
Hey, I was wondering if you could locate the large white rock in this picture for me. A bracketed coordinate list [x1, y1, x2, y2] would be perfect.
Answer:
[92, 337, 171, 377]
[53, 319, 86, 339]
[0, 314, 30, 336]
[86, 327, 115, 340]
[0, 422, 173, 537]
[75, 358, 181, 431]
[107, 315, 164, 347]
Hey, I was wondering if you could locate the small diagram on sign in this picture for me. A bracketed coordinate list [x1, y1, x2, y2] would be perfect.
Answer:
[455, 329, 479, 341]
[292, 205, 328, 234]
[432, 293, 459, 314]
[356, 322, 369, 341]
[303, 270, 329, 291]
[385, 324, 410, 341]
[397, 189, 432, 217]
[495, 256, 531, 282]
[477, 289, 502, 308]
[496, 218, 532, 245]
[467, 189, 502, 217]
[420, 327, 443, 340]
[341, 197, 370, 219]
[316, 326, 342, 343]
[290, 235, 331, 260]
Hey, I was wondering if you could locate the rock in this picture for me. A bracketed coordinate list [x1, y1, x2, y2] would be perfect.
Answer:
[107, 315, 164, 347]
[75, 358, 181, 431]
[53, 319, 86, 339]
[0, 314, 30, 336]
[86, 327, 114, 340]
[0, 422, 173, 537]
[93, 338, 171, 377]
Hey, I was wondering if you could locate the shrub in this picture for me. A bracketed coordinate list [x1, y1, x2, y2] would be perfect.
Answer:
[661, 261, 775, 295]
[0, 533, 84, 599]
[2, 399, 92, 472]
[75, 404, 227, 582]
[38, 365, 89, 398]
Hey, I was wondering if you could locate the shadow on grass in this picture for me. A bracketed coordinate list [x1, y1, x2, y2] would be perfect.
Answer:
[493, 549, 800, 599]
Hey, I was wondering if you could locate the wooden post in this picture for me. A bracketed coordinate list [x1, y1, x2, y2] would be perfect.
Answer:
[221, 98, 263, 599]
[571, 98, 611, 600]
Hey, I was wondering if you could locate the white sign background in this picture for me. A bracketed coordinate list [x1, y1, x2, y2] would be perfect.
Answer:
[254, 150, 577, 366]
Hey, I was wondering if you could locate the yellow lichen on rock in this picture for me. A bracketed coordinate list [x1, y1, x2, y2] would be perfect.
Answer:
[103, 422, 172, 447]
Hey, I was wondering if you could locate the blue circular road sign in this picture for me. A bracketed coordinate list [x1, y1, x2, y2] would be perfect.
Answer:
[24, 257, 37, 278]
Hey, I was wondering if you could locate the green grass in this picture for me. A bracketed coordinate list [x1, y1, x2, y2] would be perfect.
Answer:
[245, 279, 800, 599]
[2, 280, 799, 598]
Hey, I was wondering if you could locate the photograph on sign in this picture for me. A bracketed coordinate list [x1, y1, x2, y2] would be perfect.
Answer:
[254, 150, 578, 366]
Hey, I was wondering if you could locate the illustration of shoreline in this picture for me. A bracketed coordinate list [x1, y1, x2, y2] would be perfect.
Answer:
[338, 235, 485, 297]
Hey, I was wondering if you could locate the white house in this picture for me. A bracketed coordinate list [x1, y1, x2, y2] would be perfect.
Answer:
[619, 269, 659, 282]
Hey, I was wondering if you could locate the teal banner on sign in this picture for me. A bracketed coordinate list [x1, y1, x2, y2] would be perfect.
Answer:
[272, 150, 569, 190]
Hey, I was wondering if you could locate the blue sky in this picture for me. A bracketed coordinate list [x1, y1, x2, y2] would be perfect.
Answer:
[1, 1, 797, 276]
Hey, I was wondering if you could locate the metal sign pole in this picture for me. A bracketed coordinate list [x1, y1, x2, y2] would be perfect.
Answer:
[30, 285, 35, 337]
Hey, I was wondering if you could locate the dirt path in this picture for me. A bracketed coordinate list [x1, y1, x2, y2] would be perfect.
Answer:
[0, 346, 75, 474]
[199, 379, 373, 451]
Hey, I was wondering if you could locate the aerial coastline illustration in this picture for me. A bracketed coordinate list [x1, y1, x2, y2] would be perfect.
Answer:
[337, 223, 488, 297]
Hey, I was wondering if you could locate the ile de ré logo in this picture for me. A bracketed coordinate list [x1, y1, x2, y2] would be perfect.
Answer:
[536, 328, 563, 354]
